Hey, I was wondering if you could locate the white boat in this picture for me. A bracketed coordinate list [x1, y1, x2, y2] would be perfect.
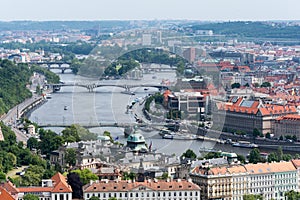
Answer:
[162, 134, 174, 139]
[232, 141, 258, 148]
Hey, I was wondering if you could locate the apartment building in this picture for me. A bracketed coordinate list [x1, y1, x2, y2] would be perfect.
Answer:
[190, 161, 298, 200]
[83, 179, 200, 200]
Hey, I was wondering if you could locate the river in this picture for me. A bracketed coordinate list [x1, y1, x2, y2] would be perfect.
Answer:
[29, 68, 254, 157]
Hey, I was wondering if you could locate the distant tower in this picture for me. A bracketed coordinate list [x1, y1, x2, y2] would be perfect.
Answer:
[157, 31, 162, 44]
[97, 24, 101, 37]
[142, 34, 152, 46]
[137, 158, 145, 182]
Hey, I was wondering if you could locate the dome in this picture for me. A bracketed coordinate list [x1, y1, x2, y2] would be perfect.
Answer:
[127, 131, 146, 143]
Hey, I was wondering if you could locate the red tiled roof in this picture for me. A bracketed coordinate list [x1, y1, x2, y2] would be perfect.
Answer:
[51, 173, 72, 193]
[18, 187, 53, 192]
[276, 114, 300, 121]
[1, 181, 19, 195]
[84, 180, 200, 192]
[0, 187, 15, 200]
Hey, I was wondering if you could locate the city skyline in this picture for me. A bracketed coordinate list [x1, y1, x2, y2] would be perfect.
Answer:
[2, 0, 300, 21]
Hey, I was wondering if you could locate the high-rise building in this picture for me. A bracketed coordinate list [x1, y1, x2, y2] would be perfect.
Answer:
[142, 34, 152, 46]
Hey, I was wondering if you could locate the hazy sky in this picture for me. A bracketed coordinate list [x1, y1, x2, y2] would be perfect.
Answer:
[2, 0, 299, 21]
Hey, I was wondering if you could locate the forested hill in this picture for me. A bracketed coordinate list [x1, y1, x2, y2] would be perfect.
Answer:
[191, 21, 300, 39]
[0, 60, 59, 115]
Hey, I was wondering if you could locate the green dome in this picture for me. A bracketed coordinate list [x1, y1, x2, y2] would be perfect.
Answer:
[127, 131, 146, 143]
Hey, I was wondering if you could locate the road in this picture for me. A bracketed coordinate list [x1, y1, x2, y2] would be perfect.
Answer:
[0, 94, 44, 143]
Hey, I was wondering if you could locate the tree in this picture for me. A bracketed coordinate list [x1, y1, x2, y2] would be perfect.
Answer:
[279, 135, 284, 140]
[23, 194, 39, 200]
[0, 171, 6, 182]
[89, 197, 100, 200]
[21, 165, 45, 186]
[161, 172, 169, 180]
[265, 132, 271, 139]
[65, 148, 77, 167]
[277, 146, 283, 161]
[231, 82, 241, 89]
[267, 152, 278, 162]
[237, 154, 246, 164]
[244, 83, 250, 87]
[252, 128, 261, 138]
[204, 152, 222, 159]
[71, 168, 98, 185]
[285, 190, 300, 200]
[249, 148, 262, 164]
[181, 149, 197, 160]
[67, 172, 83, 199]
[261, 81, 271, 88]
[27, 137, 39, 150]
[243, 194, 263, 200]
[293, 135, 297, 142]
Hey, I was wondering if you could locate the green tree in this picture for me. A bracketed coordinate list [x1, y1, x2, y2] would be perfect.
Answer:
[89, 197, 100, 200]
[279, 135, 284, 140]
[231, 82, 241, 89]
[249, 148, 262, 164]
[23, 194, 39, 200]
[27, 137, 39, 150]
[71, 168, 98, 185]
[65, 148, 77, 167]
[261, 82, 271, 88]
[21, 165, 45, 186]
[0, 171, 6, 182]
[253, 128, 261, 138]
[161, 172, 169, 180]
[243, 194, 263, 200]
[277, 146, 283, 161]
[204, 152, 222, 159]
[265, 132, 271, 139]
[38, 129, 63, 157]
[267, 152, 278, 162]
[293, 135, 297, 142]
[181, 149, 197, 160]
[285, 190, 300, 200]
[237, 154, 246, 164]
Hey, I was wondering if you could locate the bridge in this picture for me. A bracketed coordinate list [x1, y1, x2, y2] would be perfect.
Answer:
[38, 122, 167, 128]
[29, 61, 73, 73]
[46, 82, 170, 92]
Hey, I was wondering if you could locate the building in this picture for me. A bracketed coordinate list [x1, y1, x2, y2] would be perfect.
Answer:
[213, 97, 297, 134]
[126, 131, 148, 153]
[183, 47, 196, 63]
[83, 179, 200, 200]
[142, 34, 152, 46]
[273, 114, 300, 138]
[245, 162, 297, 200]
[190, 161, 298, 200]
[0, 187, 15, 200]
[167, 91, 205, 117]
[2, 173, 72, 200]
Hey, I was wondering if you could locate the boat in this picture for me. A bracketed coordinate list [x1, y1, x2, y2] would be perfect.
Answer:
[159, 128, 172, 136]
[121, 91, 135, 95]
[232, 141, 258, 148]
[162, 134, 174, 139]
[45, 94, 52, 99]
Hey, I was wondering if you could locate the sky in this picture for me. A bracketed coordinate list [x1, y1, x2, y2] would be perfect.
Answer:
[1, 0, 299, 21]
